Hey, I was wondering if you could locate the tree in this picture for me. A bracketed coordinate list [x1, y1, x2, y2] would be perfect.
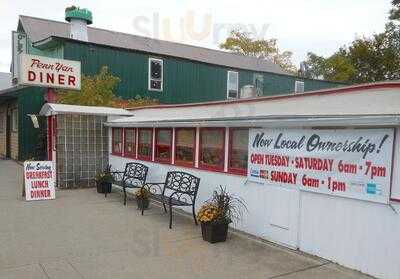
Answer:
[57, 66, 158, 108]
[58, 66, 120, 106]
[303, 22, 400, 83]
[389, 0, 400, 20]
[219, 29, 297, 73]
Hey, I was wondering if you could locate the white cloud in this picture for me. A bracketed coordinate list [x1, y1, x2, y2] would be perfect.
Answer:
[0, 0, 393, 72]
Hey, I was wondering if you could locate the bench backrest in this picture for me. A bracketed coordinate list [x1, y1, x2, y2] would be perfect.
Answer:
[123, 162, 149, 187]
[162, 171, 200, 202]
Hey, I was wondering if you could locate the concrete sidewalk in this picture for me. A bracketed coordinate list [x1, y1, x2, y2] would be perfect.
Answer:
[0, 160, 372, 279]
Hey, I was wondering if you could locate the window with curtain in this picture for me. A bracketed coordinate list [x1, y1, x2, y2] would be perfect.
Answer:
[155, 128, 172, 163]
[199, 128, 225, 171]
[112, 128, 123, 155]
[229, 128, 249, 174]
[138, 128, 153, 160]
[175, 128, 196, 166]
[124, 128, 136, 157]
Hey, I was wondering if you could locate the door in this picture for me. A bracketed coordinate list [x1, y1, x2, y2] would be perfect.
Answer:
[263, 186, 300, 249]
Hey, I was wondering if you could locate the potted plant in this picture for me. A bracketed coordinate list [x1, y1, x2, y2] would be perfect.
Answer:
[135, 188, 150, 210]
[197, 186, 246, 243]
[95, 166, 113, 194]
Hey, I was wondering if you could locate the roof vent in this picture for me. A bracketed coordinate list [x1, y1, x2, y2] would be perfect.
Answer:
[65, 6, 92, 42]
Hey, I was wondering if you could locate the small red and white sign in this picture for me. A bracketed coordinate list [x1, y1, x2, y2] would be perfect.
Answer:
[19, 54, 81, 90]
[24, 161, 56, 201]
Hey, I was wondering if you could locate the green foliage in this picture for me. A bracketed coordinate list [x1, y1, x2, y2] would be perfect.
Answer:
[219, 29, 297, 74]
[303, 2, 400, 84]
[57, 66, 159, 108]
[390, 0, 400, 20]
[304, 22, 400, 83]
[58, 66, 120, 106]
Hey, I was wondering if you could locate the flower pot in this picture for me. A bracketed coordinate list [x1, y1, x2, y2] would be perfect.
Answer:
[201, 222, 229, 243]
[97, 181, 112, 194]
[137, 198, 149, 210]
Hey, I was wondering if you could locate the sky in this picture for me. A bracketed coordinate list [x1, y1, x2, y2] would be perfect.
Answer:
[0, 0, 393, 73]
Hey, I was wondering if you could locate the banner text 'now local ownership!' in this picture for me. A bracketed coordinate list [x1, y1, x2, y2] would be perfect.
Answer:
[248, 129, 394, 204]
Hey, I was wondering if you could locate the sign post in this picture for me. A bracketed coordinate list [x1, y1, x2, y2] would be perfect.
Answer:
[248, 128, 394, 204]
[24, 161, 56, 201]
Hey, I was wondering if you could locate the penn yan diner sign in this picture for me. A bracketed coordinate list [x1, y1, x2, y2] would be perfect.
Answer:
[24, 161, 56, 201]
[19, 54, 81, 90]
[248, 128, 394, 204]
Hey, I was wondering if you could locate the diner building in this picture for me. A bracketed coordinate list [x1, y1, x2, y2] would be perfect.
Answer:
[104, 82, 400, 279]
[0, 7, 341, 161]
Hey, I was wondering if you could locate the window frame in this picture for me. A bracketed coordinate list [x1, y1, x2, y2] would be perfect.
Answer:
[11, 108, 18, 132]
[137, 128, 153, 161]
[0, 112, 4, 133]
[227, 70, 239, 99]
[174, 128, 196, 167]
[228, 128, 249, 175]
[295, 80, 305, 93]
[199, 127, 226, 172]
[123, 128, 136, 158]
[148, 58, 163, 92]
[111, 127, 123, 156]
[155, 128, 173, 163]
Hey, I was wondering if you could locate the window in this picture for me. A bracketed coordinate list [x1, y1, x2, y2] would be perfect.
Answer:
[0, 112, 4, 133]
[199, 128, 225, 171]
[229, 128, 249, 175]
[112, 128, 123, 155]
[227, 71, 239, 99]
[155, 128, 172, 163]
[148, 58, 163, 91]
[254, 74, 264, 97]
[124, 128, 136, 158]
[295, 81, 305, 93]
[175, 128, 196, 167]
[11, 108, 18, 132]
[138, 128, 153, 160]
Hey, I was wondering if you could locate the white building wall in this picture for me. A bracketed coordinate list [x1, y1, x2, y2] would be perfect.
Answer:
[109, 155, 300, 248]
[108, 125, 400, 279]
[299, 192, 400, 279]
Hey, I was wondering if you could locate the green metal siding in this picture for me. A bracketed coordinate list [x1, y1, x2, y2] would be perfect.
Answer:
[18, 87, 46, 160]
[27, 38, 64, 58]
[63, 41, 340, 104]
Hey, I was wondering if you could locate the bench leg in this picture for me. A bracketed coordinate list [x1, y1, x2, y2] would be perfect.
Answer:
[162, 203, 167, 213]
[123, 187, 127, 206]
[192, 203, 198, 226]
[169, 204, 173, 229]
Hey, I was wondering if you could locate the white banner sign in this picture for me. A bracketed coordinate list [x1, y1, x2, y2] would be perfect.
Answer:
[24, 161, 56, 201]
[19, 54, 81, 90]
[248, 129, 394, 204]
[11, 31, 27, 82]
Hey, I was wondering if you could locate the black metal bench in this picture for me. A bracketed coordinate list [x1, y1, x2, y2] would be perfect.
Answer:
[110, 162, 149, 205]
[141, 171, 200, 229]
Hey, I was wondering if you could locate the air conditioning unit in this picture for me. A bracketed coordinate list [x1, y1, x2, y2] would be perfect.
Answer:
[240, 85, 257, 99]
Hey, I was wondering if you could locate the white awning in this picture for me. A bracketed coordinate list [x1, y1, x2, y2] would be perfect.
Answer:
[104, 115, 400, 128]
[39, 103, 133, 117]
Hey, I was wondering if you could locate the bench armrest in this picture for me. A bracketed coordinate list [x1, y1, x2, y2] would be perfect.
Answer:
[168, 191, 193, 205]
[142, 182, 165, 195]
